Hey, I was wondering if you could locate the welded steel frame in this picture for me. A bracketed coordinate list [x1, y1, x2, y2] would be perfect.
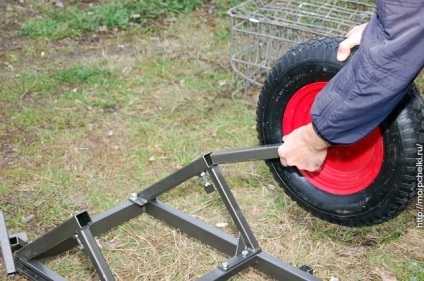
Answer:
[0, 144, 320, 281]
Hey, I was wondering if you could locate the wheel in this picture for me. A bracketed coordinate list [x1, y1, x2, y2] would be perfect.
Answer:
[256, 37, 424, 227]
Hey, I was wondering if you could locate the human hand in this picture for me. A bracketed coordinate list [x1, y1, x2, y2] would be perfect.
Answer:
[278, 123, 329, 172]
[337, 23, 368, 61]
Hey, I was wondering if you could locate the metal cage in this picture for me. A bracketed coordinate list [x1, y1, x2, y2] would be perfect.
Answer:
[228, 0, 375, 105]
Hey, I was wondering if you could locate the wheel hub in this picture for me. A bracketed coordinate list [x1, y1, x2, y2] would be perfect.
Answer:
[283, 82, 384, 195]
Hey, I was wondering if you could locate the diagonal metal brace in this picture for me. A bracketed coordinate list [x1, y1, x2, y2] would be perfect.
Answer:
[0, 211, 16, 276]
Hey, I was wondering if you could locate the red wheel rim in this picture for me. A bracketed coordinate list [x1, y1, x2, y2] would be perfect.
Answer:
[283, 82, 384, 195]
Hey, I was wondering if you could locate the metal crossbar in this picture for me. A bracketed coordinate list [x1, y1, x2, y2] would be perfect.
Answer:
[0, 144, 321, 281]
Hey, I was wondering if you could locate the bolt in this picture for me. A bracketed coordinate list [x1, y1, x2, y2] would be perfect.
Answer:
[241, 250, 249, 257]
[74, 234, 84, 250]
[221, 261, 229, 270]
[200, 172, 214, 192]
[200, 172, 208, 183]
[130, 192, 138, 201]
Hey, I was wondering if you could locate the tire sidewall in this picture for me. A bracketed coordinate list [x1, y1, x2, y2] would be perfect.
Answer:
[258, 58, 407, 220]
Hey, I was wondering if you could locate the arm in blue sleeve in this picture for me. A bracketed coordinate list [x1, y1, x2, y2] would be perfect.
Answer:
[310, 0, 424, 145]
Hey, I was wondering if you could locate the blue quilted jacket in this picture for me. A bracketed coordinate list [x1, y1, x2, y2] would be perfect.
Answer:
[310, 0, 424, 145]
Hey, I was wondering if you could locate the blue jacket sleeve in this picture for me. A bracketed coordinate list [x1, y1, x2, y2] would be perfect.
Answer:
[310, 0, 424, 145]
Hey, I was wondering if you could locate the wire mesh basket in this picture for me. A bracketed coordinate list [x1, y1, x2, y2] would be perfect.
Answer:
[228, 0, 375, 105]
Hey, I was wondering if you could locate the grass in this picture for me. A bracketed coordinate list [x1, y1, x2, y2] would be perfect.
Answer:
[19, 0, 209, 39]
[1, 0, 423, 280]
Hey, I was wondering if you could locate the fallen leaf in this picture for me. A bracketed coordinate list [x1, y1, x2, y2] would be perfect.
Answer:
[339, 245, 367, 257]
[218, 80, 226, 87]
[54, 0, 64, 8]
[98, 25, 108, 32]
[268, 184, 276, 191]
[374, 267, 397, 281]
[22, 214, 34, 224]
[216, 222, 228, 228]
[101, 242, 118, 250]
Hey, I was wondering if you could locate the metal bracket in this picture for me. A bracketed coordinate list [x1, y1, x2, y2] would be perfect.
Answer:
[128, 192, 148, 206]
[0, 144, 321, 281]
[200, 171, 215, 193]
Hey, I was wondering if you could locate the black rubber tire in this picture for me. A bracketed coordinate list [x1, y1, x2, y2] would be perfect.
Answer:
[256, 37, 424, 227]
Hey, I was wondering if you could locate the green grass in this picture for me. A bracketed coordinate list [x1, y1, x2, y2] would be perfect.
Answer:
[19, 0, 210, 39]
[1, 0, 423, 280]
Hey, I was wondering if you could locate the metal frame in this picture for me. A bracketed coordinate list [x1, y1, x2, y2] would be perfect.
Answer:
[0, 144, 320, 281]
